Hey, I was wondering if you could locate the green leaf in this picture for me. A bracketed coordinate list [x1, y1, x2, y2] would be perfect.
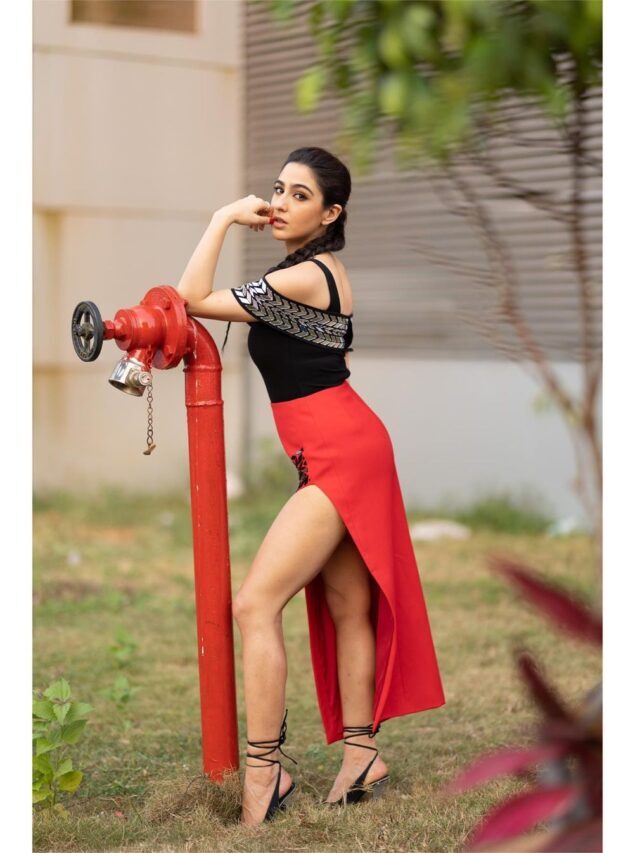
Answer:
[35, 738, 58, 756]
[65, 702, 93, 723]
[465, 35, 504, 92]
[352, 24, 378, 74]
[32, 700, 56, 721]
[378, 21, 411, 70]
[326, 0, 352, 26]
[268, 0, 296, 24]
[379, 72, 412, 118]
[541, 81, 570, 121]
[32, 789, 51, 804]
[54, 758, 73, 779]
[57, 770, 83, 793]
[33, 754, 54, 779]
[308, 1, 325, 37]
[399, 2, 438, 61]
[44, 678, 71, 703]
[51, 726, 63, 744]
[334, 61, 352, 91]
[61, 719, 87, 744]
[53, 702, 71, 725]
[584, 0, 603, 26]
[295, 65, 327, 112]
[522, 49, 555, 93]
[320, 29, 339, 63]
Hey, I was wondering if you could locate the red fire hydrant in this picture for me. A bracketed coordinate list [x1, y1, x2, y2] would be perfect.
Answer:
[71, 286, 238, 781]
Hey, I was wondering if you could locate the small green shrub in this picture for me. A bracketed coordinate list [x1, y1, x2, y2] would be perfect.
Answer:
[108, 627, 137, 668]
[456, 494, 553, 533]
[99, 674, 141, 712]
[32, 677, 93, 814]
[438, 490, 555, 534]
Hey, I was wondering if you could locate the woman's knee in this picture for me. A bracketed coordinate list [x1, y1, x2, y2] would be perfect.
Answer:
[232, 588, 281, 627]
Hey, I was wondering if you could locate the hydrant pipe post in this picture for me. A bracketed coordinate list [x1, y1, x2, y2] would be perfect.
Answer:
[70, 286, 239, 783]
[183, 320, 239, 780]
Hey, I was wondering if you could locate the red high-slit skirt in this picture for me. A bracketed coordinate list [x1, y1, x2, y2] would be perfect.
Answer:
[270, 379, 445, 744]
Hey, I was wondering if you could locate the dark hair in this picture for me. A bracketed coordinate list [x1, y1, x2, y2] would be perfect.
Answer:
[221, 146, 351, 353]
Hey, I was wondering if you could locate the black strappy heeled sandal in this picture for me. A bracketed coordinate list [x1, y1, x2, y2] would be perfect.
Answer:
[323, 722, 390, 807]
[244, 707, 298, 823]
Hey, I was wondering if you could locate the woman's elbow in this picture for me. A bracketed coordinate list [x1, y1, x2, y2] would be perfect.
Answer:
[179, 296, 202, 317]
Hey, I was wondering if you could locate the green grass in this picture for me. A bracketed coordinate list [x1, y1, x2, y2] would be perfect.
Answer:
[33, 484, 601, 851]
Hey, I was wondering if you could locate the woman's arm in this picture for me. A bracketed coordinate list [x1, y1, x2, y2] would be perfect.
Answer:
[186, 288, 257, 322]
[176, 208, 235, 306]
[187, 262, 329, 323]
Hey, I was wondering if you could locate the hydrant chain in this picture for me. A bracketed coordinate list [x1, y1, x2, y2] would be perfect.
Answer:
[143, 382, 156, 455]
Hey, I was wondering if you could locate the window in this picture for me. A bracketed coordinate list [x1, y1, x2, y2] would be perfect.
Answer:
[70, 0, 197, 34]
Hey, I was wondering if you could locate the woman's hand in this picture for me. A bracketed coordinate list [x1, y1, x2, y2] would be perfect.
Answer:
[221, 195, 273, 229]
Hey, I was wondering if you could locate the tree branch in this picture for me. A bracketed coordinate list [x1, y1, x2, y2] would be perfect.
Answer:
[468, 146, 572, 223]
[405, 239, 493, 283]
[567, 81, 603, 500]
[443, 158, 580, 426]
[482, 106, 602, 172]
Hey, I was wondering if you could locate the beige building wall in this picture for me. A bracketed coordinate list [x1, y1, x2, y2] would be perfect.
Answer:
[33, 0, 248, 496]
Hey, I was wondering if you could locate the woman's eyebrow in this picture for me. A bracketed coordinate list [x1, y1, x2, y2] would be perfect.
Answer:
[273, 179, 314, 194]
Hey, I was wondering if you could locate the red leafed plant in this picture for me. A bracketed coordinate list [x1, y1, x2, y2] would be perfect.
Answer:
[441, 554, 602, 852]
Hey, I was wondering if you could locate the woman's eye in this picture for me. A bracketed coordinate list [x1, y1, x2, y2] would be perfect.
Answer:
[273, 187, 306, 200]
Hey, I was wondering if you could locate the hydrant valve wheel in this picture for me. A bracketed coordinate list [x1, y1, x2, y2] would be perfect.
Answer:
[71, 301, 104, 362]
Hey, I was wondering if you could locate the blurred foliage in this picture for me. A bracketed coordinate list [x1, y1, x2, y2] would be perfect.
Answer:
[35, 484, 556, 540]
[246, 435, 299, 499]
[442, 556, 601, 851]
[446, 491, 555, 534]
[267, 0, 602, 171]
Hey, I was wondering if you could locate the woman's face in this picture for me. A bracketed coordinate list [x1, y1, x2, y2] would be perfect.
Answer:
[269, 162, 342, 253]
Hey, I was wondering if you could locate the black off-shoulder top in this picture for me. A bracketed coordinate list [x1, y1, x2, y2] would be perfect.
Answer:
[228, 258, 354, 403]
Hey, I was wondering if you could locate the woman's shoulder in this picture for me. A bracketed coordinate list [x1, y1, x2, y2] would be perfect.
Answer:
[310, 252, 353, 315]
[262, 261, 327, 307]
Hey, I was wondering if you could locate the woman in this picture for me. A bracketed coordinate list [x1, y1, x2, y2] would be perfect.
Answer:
[177, 147, 445, 827]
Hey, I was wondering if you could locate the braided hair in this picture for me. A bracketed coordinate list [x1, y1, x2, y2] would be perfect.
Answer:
[221, 146, 351, 353]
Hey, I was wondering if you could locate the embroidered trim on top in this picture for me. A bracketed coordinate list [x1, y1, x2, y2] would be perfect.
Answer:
[230, 277, 352, 351]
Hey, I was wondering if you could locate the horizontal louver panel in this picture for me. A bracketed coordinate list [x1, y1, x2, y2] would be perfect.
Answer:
[244, 1, 602, 362]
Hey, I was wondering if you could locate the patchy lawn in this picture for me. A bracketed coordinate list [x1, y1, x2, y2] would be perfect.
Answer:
[33, 488, 600, 851]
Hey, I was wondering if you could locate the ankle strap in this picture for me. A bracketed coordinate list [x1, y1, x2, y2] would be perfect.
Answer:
[342, 721, 381, 752]
[246, 707, 298, 768]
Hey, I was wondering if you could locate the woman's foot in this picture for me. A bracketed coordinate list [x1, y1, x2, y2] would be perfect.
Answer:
[324, 750, 389, 804]
[241, 763, 293, 827]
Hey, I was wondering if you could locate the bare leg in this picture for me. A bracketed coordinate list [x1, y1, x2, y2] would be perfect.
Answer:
[232, 484, 347, 826]
[320, 533, 389, 803]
